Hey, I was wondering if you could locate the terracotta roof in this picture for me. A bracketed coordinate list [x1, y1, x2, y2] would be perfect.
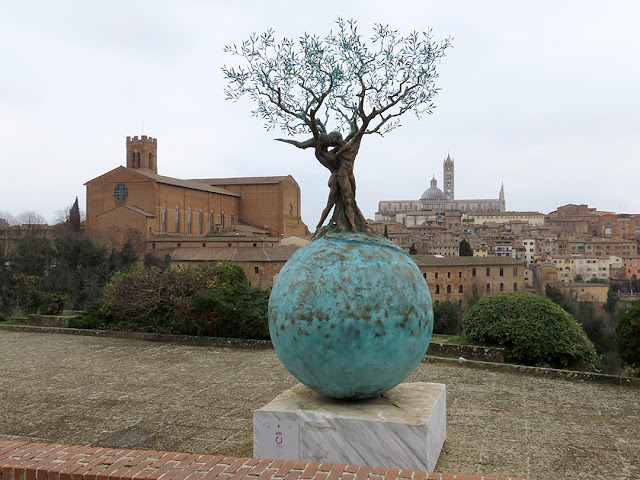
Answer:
[411, 255, 523, 267]
[123, 205, 155, 217]
[190, 176, 290, 185]
[169, 245, 300, 263]
[135, 171, 240, 196]
[149, 234, 279, 243]
[95, 204, 155, 218]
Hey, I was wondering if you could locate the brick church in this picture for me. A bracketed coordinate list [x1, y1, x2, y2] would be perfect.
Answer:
[85, 135, 309, 250]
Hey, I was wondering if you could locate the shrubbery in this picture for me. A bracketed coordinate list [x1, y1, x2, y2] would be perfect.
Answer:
[616, 300, 640, 368]
[432, 300, 463, 335]
[15, 275, 65, 315]
[462, 292, 597, 368]
[83, 262, 270, 339]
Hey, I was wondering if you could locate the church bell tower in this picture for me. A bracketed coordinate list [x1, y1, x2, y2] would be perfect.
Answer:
[443, 154, 454, 200]
[126, 135, 158, 174]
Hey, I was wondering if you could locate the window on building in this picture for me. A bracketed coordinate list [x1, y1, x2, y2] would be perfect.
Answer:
[435, 285, 440, 294]
[152, 243, 156, 250]
[202, 243, 206, 247]
[447, 272, 451, 279]
[486, 283, 491, 293]
[175, 208, 179, 233]
[423, 273, 427, 279]
[458, 271, 462, 279]
[187, 209, 192, 235]
[459, 285, 463, 293]
[254, 243, 258, 247]
[199, 212, 203, 235]
[514, 267, 518, 276]
[434, 272, 439, 279]
[514, 282, 518, 291]
[254, 267, 259, 274]
[161, 206, 167, 234]
[210, 212, 214, 232]
[231, 215, 235, 226]
[447, 285, 451, 294]
[177, 243, 181, 248]
[149, 153, 153, 169]
[221, 213, 225, 228]
[227, 243, 232, 247]
[500, 283, 504, 292]
[472, 268, 476, 277]
[136, 152, 140, 168]
[500, 267, 504, 276]
[486, 267, 491, 276]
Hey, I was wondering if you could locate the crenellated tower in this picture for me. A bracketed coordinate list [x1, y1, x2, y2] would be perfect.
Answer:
[443, 153, 454, 200]
[126, 135, 158, 174]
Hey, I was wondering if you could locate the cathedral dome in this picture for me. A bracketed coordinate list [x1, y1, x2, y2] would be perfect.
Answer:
[421, 177, 447, 200]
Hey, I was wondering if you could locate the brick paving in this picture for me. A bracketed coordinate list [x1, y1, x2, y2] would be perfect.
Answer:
[0, 441, 533, 480]
[0, 330, 639, 480]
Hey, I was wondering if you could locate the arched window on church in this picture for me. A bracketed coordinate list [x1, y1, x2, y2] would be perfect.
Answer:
[175, 207, 180, 233]
[136, 152, 140, 168]
[161, 206, 166, 234]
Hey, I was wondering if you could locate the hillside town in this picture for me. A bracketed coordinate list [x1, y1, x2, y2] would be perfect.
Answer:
[2, 140, 637, 310]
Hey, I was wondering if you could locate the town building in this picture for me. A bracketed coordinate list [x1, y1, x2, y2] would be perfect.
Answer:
[375, 154, 506, 227]
[549, 254, 622, 283]
[85, 136, 309, 250]
[412, 255, 524, 306]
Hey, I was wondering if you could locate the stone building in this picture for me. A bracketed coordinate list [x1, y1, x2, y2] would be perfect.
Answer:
[168, 245, 301, 289]
[376, 154, 506, 227]
[85, 136, 308, 249]
[412, 255, 524, 306]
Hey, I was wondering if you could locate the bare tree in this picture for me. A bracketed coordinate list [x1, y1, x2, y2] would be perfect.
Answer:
[224, 19, 451, 237]
[16, 211, 47, 227]
[0, 211, 16, 228]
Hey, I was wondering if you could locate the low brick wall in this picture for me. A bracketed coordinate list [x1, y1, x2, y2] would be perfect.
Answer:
[0, 441, 541, 480]
[426, 343, 504, 363]
[25, 315, 76, 328]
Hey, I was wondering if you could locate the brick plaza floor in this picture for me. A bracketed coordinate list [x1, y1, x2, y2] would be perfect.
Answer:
[0, 330, 638, 480]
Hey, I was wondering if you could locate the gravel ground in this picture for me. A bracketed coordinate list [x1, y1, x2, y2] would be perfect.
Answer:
[0, 330, 638, 480]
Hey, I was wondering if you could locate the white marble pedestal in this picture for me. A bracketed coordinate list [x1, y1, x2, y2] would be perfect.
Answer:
[253, 382, 446, 472]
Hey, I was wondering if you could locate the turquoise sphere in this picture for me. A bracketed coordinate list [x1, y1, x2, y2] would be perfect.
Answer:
[268, 232, 433, 400]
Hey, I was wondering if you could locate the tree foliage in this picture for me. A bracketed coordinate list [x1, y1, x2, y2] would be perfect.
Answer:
[616, 300, 640, 368]
[459, 239, 473, 256]
[224, 19, 450, 235]
[98, 262, 270, 338]
[462, 292, 597, 368]
[545, 283, 576, 315]
[432, 300, 463, 335]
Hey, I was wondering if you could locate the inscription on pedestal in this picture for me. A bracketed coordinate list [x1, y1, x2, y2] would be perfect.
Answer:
[254, 419, 299, 460]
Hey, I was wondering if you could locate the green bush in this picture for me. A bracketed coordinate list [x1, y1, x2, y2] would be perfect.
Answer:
[432, 300, 463, 335]
[69, 300, 110, 330]
[615, 300, 640, 368]
[38, 292, 66, 315]
[462, 292, 597, 368]
[100, 262, 270, 339]
[187, 283, 270, 339]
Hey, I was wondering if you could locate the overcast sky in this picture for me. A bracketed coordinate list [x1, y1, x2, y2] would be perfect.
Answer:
[1, 0, 639, 228]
